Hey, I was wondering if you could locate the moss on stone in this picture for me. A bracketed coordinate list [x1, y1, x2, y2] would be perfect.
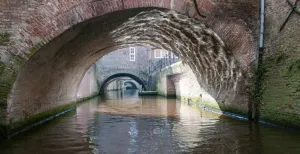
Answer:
[178, 96, 249, 117]
[0, 40, 46, 131]
[0, 103, 76, 140]
[11, 55, 26, 71]
[0, 68, 17, 104]
[0, 92, 100, 139]
[0, 55, 27, 105]
[0, 61, 5, 75]
[217, 104, 249, 117]
[8, 103, 76, 133]
[76, 93, 99, 104]
[25, 46, 39, 57]
[25, 41, 48, 58]
[261, 45, 300, 127]
[0, 33, 10, 46]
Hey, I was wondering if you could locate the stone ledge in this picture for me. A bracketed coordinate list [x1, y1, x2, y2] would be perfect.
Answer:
[77, 93, 99, 104]
[0, 103, 76, 141]
[181, 96, 300, 130]
[179, 96, 249, 117]
[0, 94, 99, 141]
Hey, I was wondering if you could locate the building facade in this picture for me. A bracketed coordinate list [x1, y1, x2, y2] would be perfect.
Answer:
[95, 46, 180, 91]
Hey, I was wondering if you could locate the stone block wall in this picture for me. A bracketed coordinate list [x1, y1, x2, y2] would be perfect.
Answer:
[95, 46, 151, 86]
[154, 62, 245, 114]
[166, 75, 176, 97]
[260, 0, 300, 127]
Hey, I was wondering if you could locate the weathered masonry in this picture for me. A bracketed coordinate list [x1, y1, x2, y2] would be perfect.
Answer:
[0, 0, 299, 135]
[95, 46, 151, 93]
[99, 73, 147, 93]
[155, 62, 226, 112]
[77, 64, 99, 100]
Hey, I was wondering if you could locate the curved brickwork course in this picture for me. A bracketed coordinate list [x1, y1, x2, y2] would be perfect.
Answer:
[111, 10, 247, 102]
[99, 73, 147, 93]
[0, 0, 258, 127]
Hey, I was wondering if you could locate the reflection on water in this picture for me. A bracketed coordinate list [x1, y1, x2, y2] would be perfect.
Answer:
[1, 90, 300, 154]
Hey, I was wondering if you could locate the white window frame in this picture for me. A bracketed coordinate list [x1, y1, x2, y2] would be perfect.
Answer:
[163, 50, 169, 58]
[155, 49, 169, 58]
[154, 49, 178, 59]
[154, 49, 162, 58]
[129, 47, 135, 61]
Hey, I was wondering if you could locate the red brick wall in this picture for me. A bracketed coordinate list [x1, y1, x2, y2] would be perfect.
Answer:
[1, 0, 299, 128]
[0, 0, 258, 65]
[0, 0, 259, 126]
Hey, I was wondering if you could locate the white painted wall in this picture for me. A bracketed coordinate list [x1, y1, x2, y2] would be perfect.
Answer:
[156, 62, 217, 105]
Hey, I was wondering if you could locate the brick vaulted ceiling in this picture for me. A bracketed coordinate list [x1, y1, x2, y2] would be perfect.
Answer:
[0, 0, 259, 124]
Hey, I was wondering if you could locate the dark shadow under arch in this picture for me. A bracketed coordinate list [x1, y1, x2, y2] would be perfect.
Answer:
[4, 7, 252, 127]
[99, 73, 147, 93]
[124, 81, 138, 90]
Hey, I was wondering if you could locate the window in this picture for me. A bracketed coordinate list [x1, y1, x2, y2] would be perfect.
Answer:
[154, 49, 162, 58]
[161, 50, 168, 58]
[166, 52, 178, 58]
[155, 49, 168, 58]
[154, 49, 177, 59]
[129, 47, 135, 61]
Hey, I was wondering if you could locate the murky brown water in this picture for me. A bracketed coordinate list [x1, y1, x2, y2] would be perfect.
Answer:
[1, 90, 300, 154]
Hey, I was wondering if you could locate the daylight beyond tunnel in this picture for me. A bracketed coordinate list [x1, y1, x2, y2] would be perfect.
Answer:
[7, 8, 251, 123]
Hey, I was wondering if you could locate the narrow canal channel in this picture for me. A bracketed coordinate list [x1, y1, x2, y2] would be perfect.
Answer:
[1, 90, 300, 154]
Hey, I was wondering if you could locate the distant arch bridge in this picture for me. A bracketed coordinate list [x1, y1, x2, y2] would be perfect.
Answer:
[98, 72, 148, 93]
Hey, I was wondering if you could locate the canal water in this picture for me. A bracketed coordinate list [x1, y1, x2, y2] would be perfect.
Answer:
[1, 90, 300, 154]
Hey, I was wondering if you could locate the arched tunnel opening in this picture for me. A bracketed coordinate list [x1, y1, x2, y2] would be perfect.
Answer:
[98, 75, 143, 100]
[124, 81, 138, 90]
[2, 0, 300, 153]
[103, 78, 139, 91]
[2, 7, 254, 141]
[7, 8, 250, 124]
[99, 74, 146, 93]
[77, 44, 181, 99]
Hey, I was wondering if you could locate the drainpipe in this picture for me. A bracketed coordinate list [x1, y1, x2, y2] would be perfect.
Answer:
[252, 0, 265, 121]
[259, 0, 265, 53]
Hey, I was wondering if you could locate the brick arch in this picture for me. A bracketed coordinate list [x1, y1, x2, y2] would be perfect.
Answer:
[12, 0, 257, 69]
[95, 67, 149, 93]
[124, 81, 138, 90]
[99, 73, 148, 93]
[0, 1, 259, 129]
